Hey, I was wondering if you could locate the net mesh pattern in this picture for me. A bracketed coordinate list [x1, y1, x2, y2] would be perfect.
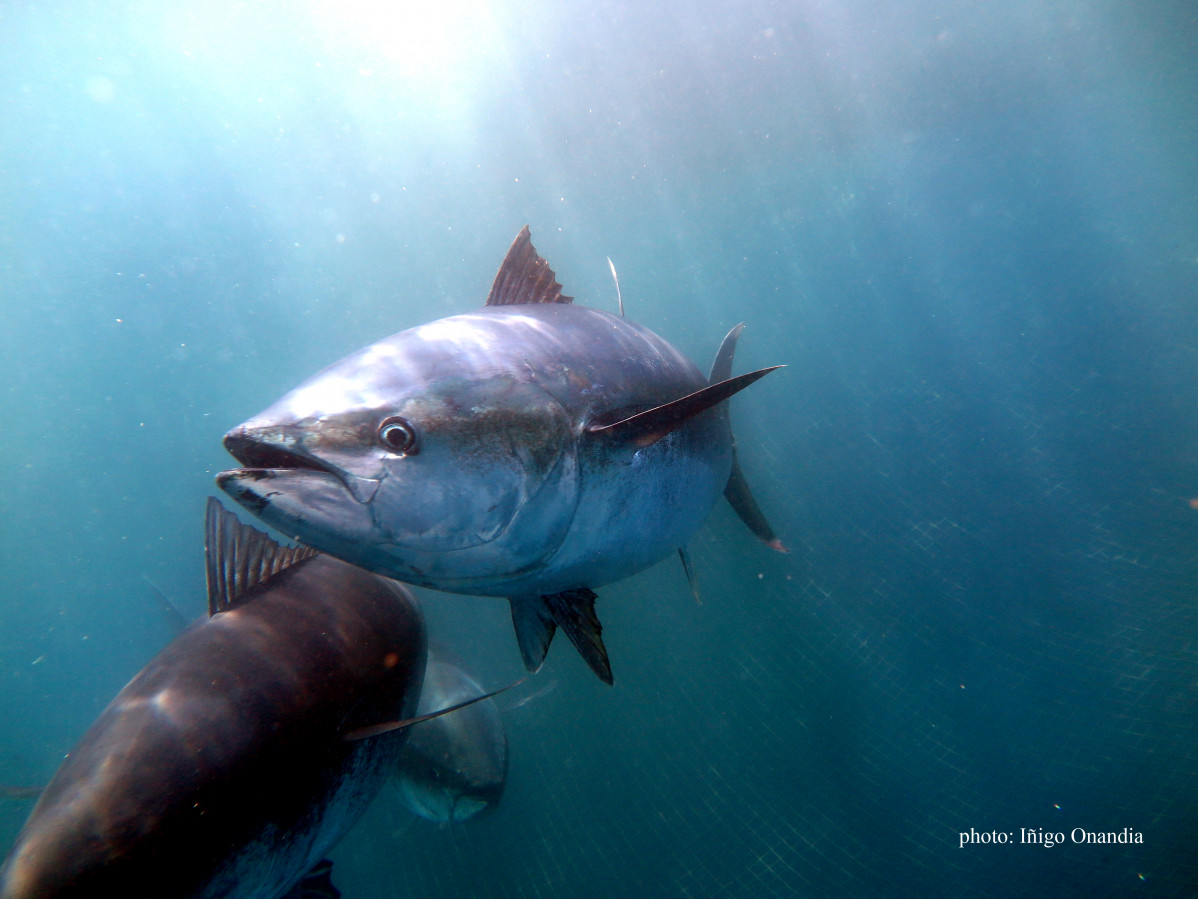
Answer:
[333, 371, 1198, 898]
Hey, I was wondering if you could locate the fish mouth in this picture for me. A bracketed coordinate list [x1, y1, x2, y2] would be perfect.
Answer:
[219, 427, 382, 505]
[222, 430, 333, 475]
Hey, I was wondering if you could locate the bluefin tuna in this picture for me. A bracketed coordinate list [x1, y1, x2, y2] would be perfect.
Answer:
[395, 656, 508, 824]
[218, 227, 784, 683]
[0, 499, 427, 899]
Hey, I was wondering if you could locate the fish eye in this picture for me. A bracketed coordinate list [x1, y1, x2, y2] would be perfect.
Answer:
[377, 416, 419, 455]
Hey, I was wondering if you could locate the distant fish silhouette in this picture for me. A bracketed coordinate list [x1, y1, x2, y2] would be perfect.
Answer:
[0, 787, 41, 802]
[396, 657, 508, 824]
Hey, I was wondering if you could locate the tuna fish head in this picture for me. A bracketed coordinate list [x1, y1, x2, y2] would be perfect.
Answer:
[218, 319, 578, 590]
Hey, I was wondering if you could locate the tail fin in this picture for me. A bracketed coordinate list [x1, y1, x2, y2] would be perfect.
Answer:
[725, 443, 788, 552]
[710, 325, 788, 553]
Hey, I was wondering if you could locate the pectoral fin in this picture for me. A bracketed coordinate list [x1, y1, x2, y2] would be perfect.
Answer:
[344, 679, 526, 741]
[587, 367, 782, 448]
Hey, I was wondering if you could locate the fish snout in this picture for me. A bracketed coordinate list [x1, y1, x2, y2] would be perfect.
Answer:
[222, 425, 253, 463]
[222, 424, 318, 473]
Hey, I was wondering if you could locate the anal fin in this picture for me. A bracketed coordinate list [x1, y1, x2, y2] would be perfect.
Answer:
[703, 324, 787, 552]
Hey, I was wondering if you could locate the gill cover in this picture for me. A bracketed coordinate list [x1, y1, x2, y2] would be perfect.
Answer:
[365, 374, 577, 554]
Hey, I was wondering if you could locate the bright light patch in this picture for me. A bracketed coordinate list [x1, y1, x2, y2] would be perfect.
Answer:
[310, 0, 500, 86]
[144, 1, 512, 138]
[84, 76, 116, 103]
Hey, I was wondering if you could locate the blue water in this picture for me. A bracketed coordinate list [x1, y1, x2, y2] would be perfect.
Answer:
[2, 1, 1196, 896]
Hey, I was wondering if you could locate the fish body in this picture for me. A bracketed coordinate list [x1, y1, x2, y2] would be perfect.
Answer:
[220, 228, 782, 682]
[0, 501, 426, 899]
[224, 302, 725, 596]
[396, 657, 508, 824]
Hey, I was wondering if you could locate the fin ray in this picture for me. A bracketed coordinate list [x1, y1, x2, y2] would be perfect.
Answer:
[204, 497, 318, 617]
[486, 226, 573, 306]
[542, 589, 613, 684]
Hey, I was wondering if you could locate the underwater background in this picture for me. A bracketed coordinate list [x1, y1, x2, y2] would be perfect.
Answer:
[2, 1, 1196, 896]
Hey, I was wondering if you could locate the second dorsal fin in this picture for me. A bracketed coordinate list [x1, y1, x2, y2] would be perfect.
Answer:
[204, 497, 318, 616]
[486, 226, 574, 306]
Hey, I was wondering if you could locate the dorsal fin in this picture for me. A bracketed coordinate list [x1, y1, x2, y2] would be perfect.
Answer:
[204, 497, 318, 616]
[486, 226, 573, 306]
[587, 366, 783, 448]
